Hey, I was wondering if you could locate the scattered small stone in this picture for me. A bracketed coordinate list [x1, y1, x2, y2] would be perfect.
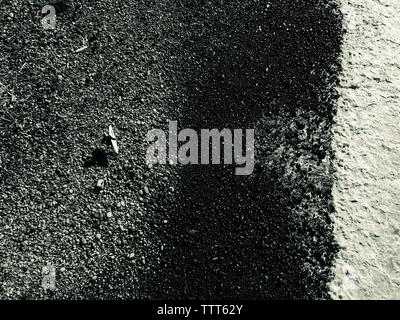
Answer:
[106, 211, 112, 219]
[143, 186, 149, 194]
[96, 233, 101, 240]
[96, 179, 104, 190]
[81, 238, 87, 245]
[127, 253, 135, 259]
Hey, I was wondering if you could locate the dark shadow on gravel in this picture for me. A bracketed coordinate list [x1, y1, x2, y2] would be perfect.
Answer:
[83, 148, 109, 168]
[151, 1, 343, 299]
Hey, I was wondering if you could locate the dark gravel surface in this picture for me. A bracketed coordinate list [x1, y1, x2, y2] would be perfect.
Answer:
[0, 0, 343, 299]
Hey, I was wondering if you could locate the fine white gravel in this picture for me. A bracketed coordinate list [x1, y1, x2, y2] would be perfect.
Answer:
[330, 0, 400, 299]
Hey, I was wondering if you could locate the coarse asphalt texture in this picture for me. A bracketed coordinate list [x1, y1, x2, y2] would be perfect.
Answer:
[0, 0, 343, 299]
